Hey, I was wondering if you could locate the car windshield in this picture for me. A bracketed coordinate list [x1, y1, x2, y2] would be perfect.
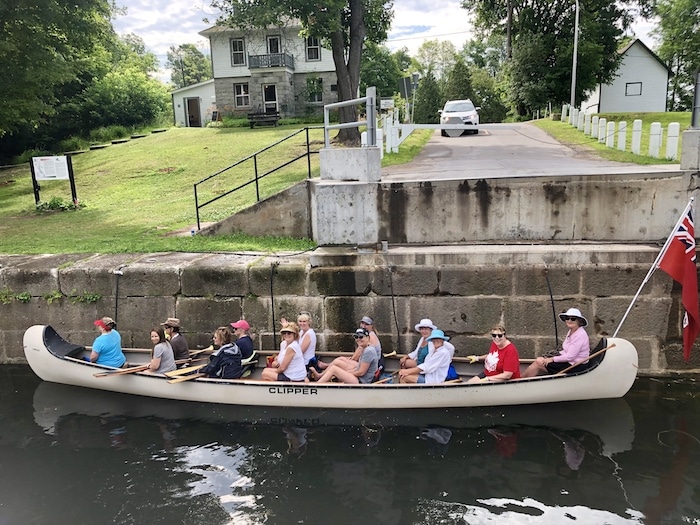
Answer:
[444, 101, 475, 112]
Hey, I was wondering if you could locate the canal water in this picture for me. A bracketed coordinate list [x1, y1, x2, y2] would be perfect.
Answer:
[0, 365, 698, 524]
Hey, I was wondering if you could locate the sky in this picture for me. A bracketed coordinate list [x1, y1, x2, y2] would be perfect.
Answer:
[111, 0, 658, 83]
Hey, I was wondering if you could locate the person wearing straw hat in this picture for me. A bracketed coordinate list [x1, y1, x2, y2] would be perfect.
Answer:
[398, 329, 452, 384]
[261, 322, 307, 382]
[160, 318, 190, 361]
[521, 307, 591, 377]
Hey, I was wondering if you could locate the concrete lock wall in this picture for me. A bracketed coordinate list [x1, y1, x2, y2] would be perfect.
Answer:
[1, 247, 699, 374]
[200, 170, 697, 246]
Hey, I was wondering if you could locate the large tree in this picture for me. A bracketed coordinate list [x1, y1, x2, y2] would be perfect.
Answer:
[412, 69, 442, 124]
[0, 0, 115, 137]
[460, 0, 653, 115]
[443, 57, 474, 103]
[359, 42, 403, 98]
[166, 44, 212, 89]
[212, 0, 393, 144]
[653, 0, 700, 111]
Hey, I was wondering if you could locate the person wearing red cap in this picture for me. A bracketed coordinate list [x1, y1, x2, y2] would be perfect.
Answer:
[91, 316, 126, 368]
[230, 319, 254, 360]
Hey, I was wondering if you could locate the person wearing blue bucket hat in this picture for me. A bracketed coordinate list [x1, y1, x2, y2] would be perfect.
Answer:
[521, 307, 591, 377]
[398, 329, 452, 384]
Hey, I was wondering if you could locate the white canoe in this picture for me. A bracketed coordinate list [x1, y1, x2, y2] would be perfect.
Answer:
[23, 324, 639, 409]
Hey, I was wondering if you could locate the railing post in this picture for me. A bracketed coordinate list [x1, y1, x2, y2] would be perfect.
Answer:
[366, 86, 377, 146]
[306, 127, 311, 178]
[194, 184, 201, 230]
[254, 155, 260, 201]
[324, 106, 330, 148]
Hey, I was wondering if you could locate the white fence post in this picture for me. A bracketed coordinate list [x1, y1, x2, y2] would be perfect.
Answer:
[561, 105, 568, 122]
[584, 112, 591, 135]
[606, 121, 616, 148]
[649, 122, 662, 158]
[591, 116, 599, 138]
[617, 121, 627, 151]
[631, 119, 642, 155]
[577, 110, 584, 131]
[666, 122, 680, 160]
[598, 118, 607, 143]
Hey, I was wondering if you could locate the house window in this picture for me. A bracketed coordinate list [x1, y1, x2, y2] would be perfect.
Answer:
[230, 39, 246, 66]
[307, 77, 323, 103]
[306, 36, 320, 61]
[234, 83, 250, 107]
[625, 82, 642, 96]
[267, 36, 280, 55]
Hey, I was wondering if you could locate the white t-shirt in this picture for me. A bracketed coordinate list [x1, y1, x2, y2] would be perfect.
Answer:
[299, 328, 317, 364]
[278, 340, 306, 381]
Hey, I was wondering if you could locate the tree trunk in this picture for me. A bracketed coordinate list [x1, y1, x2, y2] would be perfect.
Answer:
[328, 0, 366, 145]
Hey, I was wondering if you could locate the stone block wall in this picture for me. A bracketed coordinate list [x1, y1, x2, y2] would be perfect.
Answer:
[1, 247, 699, 374]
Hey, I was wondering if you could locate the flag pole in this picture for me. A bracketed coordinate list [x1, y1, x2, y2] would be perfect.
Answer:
[612, 197, 695, 338]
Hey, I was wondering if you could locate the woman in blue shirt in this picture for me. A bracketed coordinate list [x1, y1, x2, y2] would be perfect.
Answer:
[91, 316, 126, 368]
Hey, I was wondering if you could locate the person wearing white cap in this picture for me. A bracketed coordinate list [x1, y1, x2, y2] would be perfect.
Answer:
[398, 329, 452, 384]
[521, 307, 591, 377]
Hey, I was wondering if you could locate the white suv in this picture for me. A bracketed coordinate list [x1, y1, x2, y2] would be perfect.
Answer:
[439, 99, 480, 136]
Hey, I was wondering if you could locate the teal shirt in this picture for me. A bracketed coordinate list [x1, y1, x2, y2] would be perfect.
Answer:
[93, 330, 126, 368]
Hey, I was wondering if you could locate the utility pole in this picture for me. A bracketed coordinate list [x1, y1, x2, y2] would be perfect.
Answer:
[569, 0, 580, 109]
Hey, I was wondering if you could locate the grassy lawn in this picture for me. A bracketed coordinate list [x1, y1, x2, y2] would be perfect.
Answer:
[0, 125, 432, 255]
[532, 112, 691, 164]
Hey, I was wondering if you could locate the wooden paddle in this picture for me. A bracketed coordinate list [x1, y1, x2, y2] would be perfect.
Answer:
[373, 372, 399, 384]
[555, 343, 616, 375]
[164, 363, 206, 377]
[94, 364, 149, 377]
[167, 373, 205, 384]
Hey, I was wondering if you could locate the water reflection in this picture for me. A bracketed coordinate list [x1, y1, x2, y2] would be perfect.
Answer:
[1, 366, 698, 524]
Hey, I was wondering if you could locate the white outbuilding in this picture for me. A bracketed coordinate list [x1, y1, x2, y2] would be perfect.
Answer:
[582, 39, 670, 113]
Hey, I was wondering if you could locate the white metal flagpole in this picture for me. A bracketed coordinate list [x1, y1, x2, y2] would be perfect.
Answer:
[612, 197, 695, 338]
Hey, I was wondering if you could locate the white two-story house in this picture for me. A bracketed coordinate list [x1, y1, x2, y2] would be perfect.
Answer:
[199, 24, 339, 119]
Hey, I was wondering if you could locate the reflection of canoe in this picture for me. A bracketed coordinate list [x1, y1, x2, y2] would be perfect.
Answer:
[32, 381, 635, 456]
[24, 324, 639, 409]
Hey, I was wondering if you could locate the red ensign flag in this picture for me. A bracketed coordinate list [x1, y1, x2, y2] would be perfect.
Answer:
[658, 208, 699, 360]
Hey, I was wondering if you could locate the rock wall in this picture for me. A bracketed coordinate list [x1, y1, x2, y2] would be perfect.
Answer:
[2, 246, 698, 374]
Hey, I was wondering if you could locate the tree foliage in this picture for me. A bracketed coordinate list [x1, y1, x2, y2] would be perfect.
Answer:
[412, 69, 442, 124]
[414, 40, 458, 80]
[166, 44, 213, 89]
[212, 0, 393, 144]
[360, 42, 403, 98]
[0, 0, 114, 137]
[443, 57, 475, 102]
[460, 0, 651, 115]
[653, 0, 700, 111]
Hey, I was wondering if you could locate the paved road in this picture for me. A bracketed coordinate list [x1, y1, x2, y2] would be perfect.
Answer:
[381, 122, 680, 181]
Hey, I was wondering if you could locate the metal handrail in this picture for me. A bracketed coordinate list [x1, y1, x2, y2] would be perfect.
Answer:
[194, 126, 322, 230]
[323, 86, 376, 148]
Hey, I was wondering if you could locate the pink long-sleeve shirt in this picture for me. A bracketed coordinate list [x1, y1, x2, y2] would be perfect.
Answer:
[553, 328, 590, 364]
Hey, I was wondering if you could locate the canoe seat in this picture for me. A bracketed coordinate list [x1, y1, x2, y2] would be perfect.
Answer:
[569, 338, 607, 376]
[44, 325, 86, 358]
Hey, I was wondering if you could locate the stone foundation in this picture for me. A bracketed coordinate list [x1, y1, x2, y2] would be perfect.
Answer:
[2, 246, 699, 375]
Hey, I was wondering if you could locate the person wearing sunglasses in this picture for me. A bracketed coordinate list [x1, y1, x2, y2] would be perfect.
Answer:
[261, 322, 307, 382]
[312, 328, 378, 384]
[466, 324, 521, 383]
[521, 307, 590, 378]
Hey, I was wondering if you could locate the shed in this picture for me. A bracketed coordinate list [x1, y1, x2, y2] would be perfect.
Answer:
[582, 39, 670, 113]
[171, 79, 216, 127]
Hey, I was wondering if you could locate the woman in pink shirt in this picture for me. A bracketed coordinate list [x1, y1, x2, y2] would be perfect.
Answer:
[522, 307, 590, 377]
